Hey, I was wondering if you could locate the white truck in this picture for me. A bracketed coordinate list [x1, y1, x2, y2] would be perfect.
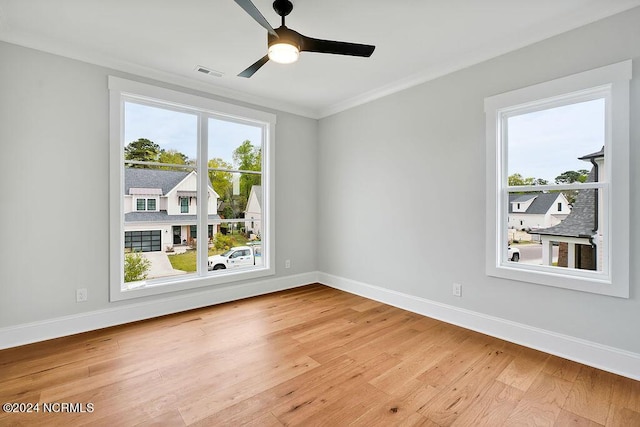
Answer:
[208, 245, 259, 271]
[508, 246, 520, 262]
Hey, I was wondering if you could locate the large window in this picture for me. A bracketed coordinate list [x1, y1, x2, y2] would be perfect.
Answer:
[484, 61, 631, 297]
[109, 77, 275, 301]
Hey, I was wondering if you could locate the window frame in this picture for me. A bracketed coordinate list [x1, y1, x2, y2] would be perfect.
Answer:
[109, 76, 276, 302]
[484, 60, 631, 298]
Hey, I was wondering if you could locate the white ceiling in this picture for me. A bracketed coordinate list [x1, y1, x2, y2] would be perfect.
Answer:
[1, 0, 639, 118]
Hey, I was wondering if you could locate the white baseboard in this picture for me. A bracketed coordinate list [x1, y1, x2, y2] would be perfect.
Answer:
[318, 272, 640, 381]
[0, 272, 316, 350]
[4, 271, 639, 381]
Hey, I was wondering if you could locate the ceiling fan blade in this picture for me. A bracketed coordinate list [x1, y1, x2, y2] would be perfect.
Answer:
[301, 35, 375, 57]
[234, 0, 278, 38]
[238, 55, 270, 78]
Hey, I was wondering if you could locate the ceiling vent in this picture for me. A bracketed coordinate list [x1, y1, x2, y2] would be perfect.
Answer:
[194, 65, 223, 78]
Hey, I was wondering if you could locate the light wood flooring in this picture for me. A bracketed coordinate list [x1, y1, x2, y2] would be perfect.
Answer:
[0, 284, 638, 426]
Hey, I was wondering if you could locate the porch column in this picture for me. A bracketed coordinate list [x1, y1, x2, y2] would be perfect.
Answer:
[567, 243, 576, 268]
[541, 238, 553, 266]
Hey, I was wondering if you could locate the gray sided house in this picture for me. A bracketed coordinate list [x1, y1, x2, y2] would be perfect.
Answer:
[530, 147, 605, 270]
[124, 168, 220, 252]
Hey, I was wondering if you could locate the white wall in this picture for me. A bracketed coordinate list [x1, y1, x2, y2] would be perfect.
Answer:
[318, 8, 640, 355]
[0, 41, 317, 329]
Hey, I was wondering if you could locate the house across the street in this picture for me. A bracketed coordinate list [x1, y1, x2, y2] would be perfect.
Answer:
[244, 185, 262, 239]
[508, 192, 571, 231]
[124, 168, 220, 252]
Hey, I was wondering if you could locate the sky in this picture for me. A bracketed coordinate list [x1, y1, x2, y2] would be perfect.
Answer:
[124, 101, 262, 166]
[507, 98, 605, 184]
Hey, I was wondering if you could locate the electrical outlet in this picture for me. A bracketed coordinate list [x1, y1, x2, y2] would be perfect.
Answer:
[453, 283, 462, 297]
[76, 288, 88, 302]
[285, 259, 291, 269]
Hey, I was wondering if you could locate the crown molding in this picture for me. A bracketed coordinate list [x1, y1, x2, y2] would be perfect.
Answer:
[0, 33, 322, 119]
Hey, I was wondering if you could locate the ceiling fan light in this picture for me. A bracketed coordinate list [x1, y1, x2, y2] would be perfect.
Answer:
[268, 42, 299, 64]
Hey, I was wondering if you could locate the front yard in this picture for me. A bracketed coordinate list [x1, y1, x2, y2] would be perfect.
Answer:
[167, 233, 250, 272]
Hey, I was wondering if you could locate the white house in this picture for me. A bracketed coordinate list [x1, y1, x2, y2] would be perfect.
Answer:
[244, 185, 262, 239]
[124, 169, 219, 252]
[508, 192, 571, 230]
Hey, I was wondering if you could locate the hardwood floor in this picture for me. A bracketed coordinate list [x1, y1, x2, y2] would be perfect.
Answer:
[0, 284, 638, 426]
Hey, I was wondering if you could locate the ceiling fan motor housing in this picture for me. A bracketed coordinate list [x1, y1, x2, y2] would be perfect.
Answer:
[268, 26, 303, 52]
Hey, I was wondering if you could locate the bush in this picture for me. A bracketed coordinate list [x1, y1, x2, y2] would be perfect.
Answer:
[124, 251, 151, 282]
[213, 233, 239, 251]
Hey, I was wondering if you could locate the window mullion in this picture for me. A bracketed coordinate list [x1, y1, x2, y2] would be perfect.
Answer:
[197, 113, 208, 276]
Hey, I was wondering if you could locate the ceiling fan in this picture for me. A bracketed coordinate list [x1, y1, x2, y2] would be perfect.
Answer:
[234, 0, 376, 78]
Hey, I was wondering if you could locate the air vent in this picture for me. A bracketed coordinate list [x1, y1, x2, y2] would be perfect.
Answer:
[194, 65, 224, 78]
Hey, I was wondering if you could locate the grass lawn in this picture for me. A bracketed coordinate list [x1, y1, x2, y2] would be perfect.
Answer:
[167, 233, 251, 272]
[167, 248, 219, 272]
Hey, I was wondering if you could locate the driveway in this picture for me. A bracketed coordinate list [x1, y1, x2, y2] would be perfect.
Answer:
[142, 251, 187, 279]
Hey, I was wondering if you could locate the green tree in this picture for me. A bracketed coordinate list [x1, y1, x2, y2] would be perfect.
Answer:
[508, 173, 535, 186]
[124, 251, 151, 282]
[555, 169, 589, 184]
[124, 138, 161, 166]
[508, 174, 549, 186]
[208, 157, 233, 200]
[553, 169, 590, 204]
[158, 149, 189, 165]
[232, 140, 261, 211]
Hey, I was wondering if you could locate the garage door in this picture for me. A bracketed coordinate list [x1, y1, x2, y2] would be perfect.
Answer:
[125, 230, 161, 252]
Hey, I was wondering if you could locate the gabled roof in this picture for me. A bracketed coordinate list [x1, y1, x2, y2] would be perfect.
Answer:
[124, 168, 216, 196]
[508, 192, 563, 214]
[125, 169, 189, 195]
[531, 168, 597, 238]
[249, 185, 262, 209]
[511, 194, 537, 204]
[579, 146, 605, 161]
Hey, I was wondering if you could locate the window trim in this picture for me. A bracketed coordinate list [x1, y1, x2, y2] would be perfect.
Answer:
[109, 76, 276, 302]
[484, 60, 631, 298]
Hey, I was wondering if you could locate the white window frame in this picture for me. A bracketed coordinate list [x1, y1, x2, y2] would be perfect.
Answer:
[109, 76, 276, 301]
[485, 60, 631, 298]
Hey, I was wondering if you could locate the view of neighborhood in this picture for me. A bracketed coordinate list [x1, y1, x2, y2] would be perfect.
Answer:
[507, 152, 604, 271]
[121, 101, 265, 285]
[505, 98, 606, 271]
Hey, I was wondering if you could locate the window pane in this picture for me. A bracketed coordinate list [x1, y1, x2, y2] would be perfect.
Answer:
[124, 164, 199, 283]
[124, 101, 197, 167]
[507, 98, 605, 186]
[136, 199, 146, 211]
[208, 117, 262, 170]
[206, 118, 264, 276]
[507, 188, 605, 272]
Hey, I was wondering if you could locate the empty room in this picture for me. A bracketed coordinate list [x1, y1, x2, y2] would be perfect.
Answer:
[1, 1, 639, 425]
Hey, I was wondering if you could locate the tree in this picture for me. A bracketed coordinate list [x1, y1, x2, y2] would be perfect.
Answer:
[508, 174, 549, 186]
[508, 173, 535, 186]
[158, 149, 188, 166]
[124, 138, 161, 166]
[555, 169, 589, 184]
[232, 140, 262, 211]
[553, 169, 590, 205]
[208, 157, 233, 203]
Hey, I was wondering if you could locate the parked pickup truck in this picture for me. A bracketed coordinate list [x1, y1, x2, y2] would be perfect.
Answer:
[508, 246, 520, 262]
[208, 246, 257, 271]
